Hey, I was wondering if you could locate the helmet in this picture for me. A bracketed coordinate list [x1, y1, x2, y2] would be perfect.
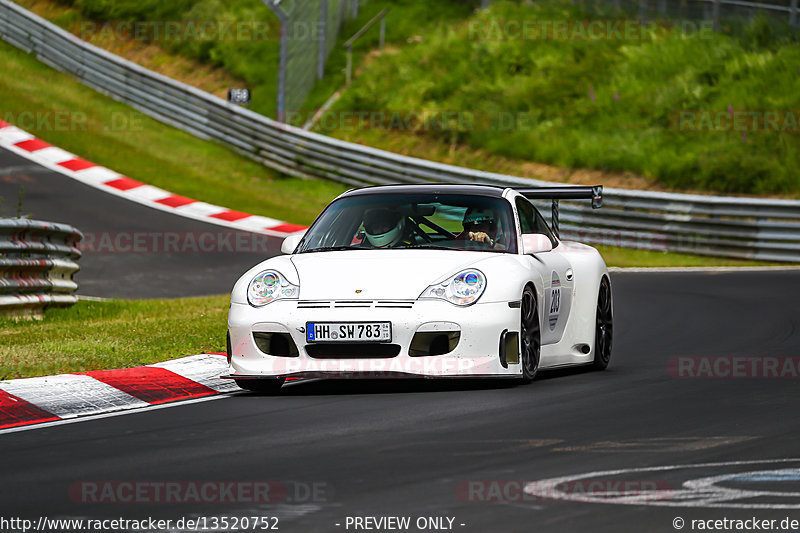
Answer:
[463, 207, 496, 232]
[364, 208, 405, 248]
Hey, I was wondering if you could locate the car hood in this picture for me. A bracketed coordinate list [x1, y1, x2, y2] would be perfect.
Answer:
[290, 249, 489, 301]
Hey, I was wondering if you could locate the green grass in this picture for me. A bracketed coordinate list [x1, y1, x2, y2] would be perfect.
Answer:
[0, 40, 347, 225]
[595, 245, 778, 268]
[0, 296, 228, 379]
[323, 0, 800, 196]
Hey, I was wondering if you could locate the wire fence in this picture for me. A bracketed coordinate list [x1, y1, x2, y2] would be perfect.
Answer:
[264, 0, 360, 121]
[573, 0, 798, 29]
[480, 0, 799, 28]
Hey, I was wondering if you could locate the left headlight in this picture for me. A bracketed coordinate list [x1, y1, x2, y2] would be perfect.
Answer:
[247, 270, 299, 307]
[419, 269, 486, 306]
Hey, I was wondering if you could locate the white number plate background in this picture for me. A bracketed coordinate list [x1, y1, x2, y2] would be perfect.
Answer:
[306, 322, 391, 343]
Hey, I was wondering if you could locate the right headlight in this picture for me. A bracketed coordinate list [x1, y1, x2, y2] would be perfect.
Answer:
[247, 270, 299, 307]
[419, 269, 486, 306]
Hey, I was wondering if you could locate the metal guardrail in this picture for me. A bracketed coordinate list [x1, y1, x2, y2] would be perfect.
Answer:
[0, 218, 82, 318]
[1, 0, 800, 262]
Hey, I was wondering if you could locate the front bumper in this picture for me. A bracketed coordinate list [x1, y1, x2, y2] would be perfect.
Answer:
[227, 299, 521, 379]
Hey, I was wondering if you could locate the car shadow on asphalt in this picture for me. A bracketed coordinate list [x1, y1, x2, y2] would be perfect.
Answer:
[276, 378, 518, 396]
[238, 364, 600, 396]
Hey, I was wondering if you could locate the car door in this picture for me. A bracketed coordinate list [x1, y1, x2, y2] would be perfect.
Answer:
[515, 197, 574, 347]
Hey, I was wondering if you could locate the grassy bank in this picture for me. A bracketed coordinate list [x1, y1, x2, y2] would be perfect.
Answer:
[18, 0, 479, 120]
[0, 296, 228, 379]
[323, 1, 800, 196]
[595, 246, 777, 268]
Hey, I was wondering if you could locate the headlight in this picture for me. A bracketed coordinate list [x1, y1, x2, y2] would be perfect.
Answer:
[419, 269, 486, 306]
[247, 270, 299, 307]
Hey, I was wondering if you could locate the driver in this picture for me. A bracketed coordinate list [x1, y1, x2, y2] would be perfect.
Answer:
[461, 207, 505, 250]
[363, 208, 409, 248]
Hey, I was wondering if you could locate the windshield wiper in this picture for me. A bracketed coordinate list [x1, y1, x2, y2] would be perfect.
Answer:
[395, 244, 454, 251]
[300, 246, 361, 253]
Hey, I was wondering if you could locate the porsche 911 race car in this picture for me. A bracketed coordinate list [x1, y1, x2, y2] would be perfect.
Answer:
[225, 184, 613, 393]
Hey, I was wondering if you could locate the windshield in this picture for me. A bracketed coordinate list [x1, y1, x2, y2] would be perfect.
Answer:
[297, 193, 518, 254]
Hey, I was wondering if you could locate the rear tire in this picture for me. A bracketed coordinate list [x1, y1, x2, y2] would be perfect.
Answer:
[520, 285, 541, 383]
[235, 378, 286, 394]
[593, 277, 613, 370]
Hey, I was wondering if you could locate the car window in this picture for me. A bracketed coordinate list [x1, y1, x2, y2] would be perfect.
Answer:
[297, 193, 518, 254]
[515, 197, 556, 246]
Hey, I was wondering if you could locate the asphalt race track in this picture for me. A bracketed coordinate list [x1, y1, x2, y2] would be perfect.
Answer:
[2, 265, 800, 531]
[2, 146, 800, 532]
[0, 147, 282, 298]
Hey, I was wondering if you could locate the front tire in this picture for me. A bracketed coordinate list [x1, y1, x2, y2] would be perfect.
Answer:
[593, 277, 613, 370]
[235, 378, 286, 394]
[520, 286, 541, 383]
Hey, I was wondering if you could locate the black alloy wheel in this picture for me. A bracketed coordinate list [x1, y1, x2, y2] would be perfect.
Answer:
[520, 285, 541, 382]
[593, 277, 613, 370]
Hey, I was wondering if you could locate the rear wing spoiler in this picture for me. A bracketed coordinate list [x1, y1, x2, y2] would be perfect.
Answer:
[516, 185, 603, 238]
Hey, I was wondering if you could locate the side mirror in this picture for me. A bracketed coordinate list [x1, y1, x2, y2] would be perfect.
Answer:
[521, 233, 553, 254]
[281, 231, 306, 254]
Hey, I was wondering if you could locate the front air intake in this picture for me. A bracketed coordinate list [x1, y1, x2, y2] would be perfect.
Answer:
[253, 332, 299, 357]
[409, 331, 460, 357]
[306, 343, 401, 359]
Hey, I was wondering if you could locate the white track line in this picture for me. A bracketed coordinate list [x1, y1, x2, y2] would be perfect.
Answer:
[610, 266, 800, 273]
[0, 394, 233, 435]
[0, 122, 308, 237]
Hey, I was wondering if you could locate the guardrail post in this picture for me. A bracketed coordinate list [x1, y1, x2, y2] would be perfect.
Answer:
[277, 22, 288, 121]
[658, 0, 667, 16]
[791, 0, 798, 27]
[379, 11, 386, 49]
[346, 45, 353, 85]
[338, 0, 345, 30]
[342, 8, 389, 85]
[318, 0, 327, 80]
[639, 0, 648, 21]
[262, 0, 289, 122]
[712, 0, 721, 30]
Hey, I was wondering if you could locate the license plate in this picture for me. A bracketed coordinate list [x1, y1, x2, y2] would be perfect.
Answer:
[306, 322, 391, 343]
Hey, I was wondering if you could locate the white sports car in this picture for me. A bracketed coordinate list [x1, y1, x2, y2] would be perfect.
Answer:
[225, 184, 612, 393]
